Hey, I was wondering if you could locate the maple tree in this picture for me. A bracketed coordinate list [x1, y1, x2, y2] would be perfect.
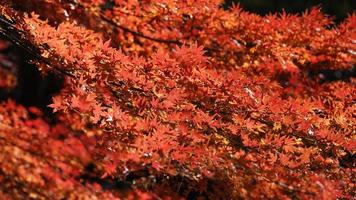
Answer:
[0, 0, 355, 199]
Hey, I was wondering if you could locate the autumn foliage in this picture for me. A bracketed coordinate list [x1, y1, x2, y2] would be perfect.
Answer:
[0, 0, 355, 199]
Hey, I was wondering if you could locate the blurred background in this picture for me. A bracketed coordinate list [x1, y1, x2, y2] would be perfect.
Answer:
[224, 0, 355, 23]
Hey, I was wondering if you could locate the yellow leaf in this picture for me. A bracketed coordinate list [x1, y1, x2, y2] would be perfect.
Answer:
[273, 122, 282, 131]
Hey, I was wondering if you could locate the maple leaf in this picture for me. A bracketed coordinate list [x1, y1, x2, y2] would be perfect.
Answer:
[101, 162, 117, 178]
[151, 161, 163, 171]
[300, 148, 313, 164]
[91, 103, 104, 124]
[48, 96, 63, 113]
[71, 95, 90, 111]
[101, 39, 112, 52]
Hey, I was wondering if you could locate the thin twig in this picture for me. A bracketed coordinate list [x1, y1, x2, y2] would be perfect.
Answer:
[66, 0, 182, 45]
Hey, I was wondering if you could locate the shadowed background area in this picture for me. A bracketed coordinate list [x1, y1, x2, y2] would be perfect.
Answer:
[224, 0, 355, 23]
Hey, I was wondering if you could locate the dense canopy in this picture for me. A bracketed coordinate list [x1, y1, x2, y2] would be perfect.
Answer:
[0, 0, 355, 199]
